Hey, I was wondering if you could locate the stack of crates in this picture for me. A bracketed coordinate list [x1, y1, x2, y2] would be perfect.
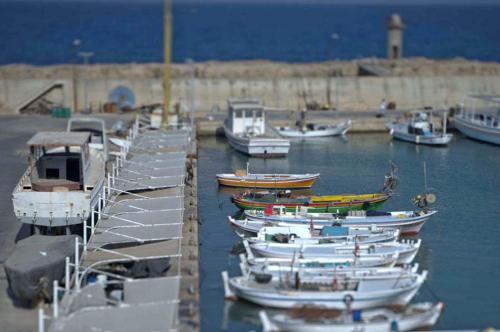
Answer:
[51, 107, 71, 118]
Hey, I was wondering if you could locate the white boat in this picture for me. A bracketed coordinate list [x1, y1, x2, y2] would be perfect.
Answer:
[387, 110, 453, 146]
[259, 302, 444, 332]
[242, 250, 415, 279]
[223, 98, 290, 157]
[12, 120, 106, 232]
[454, 95, 500, 145]
[242, 241, 399, 269]
[242, 206, 436, 235]
[240, 222, 399, 245]
[275, 120, 352, 138]
[222, 268, 427, 310]
[248, 239, 421, 265]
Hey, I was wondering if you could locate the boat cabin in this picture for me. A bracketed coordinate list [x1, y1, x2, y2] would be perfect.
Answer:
[68, 117, 108, 160]
[407, 111, 434, 136]
[460, 95, 500, 127]
[26, 131, 92, 192]
[227, 98, 266, 136]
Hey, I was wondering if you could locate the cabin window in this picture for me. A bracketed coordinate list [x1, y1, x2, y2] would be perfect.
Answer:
[235, 110, 242, 118]
[45, 168, 60, 179]
[255, 110, 262, 118]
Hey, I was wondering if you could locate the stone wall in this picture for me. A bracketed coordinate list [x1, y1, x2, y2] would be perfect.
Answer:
[1, 59, 500, 114]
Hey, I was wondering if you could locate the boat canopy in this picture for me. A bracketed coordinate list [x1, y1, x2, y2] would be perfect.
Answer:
[469, 95, 500, 104]
[27, 131, 90, 147]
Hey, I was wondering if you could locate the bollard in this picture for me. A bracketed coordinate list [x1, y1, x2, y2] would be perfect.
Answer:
[38, 309, 45, 332]
[83, 218, 87, 253]
[52, 280, 58, 318]
[65, 257, 70, 292]
[74, 237, 80, 292]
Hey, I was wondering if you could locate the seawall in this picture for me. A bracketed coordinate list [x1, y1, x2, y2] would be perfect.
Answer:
[1, 59, 500, 114]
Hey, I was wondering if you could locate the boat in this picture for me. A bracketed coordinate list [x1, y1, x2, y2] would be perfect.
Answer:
[231, 191, 392, 214]
[274, 120, 352, 138]
[244, 254, 398, 271]
[237, 222, 399, 245]
[259, 302, 444, 332]
[387, 110, 453, 146]
[242, 205, 436, 235]
[217, 163, 319, 189]
[248, 239, 421, 265]
[242, 250, 415, 279]
[454, 95, 500, 145]
[12, 125, 106, 233]
[222, 268, 427, 310]
[223, 98, 290, 157]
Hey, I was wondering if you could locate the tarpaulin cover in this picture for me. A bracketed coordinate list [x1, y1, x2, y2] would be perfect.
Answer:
[4, 235, 79, 306]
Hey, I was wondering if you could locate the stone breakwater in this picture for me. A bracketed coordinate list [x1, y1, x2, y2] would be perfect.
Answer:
[1, 58, 500, 114]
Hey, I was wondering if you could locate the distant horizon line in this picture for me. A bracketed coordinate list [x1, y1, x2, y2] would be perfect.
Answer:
[2, 0, 500, 5]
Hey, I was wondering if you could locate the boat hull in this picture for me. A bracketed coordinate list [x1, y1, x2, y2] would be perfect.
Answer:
[263, 302, 443, 332]
[454, 116, 500, 145]
[390, 127, 453, 146]
[243, 210, 436, 235]
[224, 125, 290, 157]
[232, 195, 390, 213]
[217, 175, 319, 189]
[229, 274, 424, 310]
[275, 121, 352, 138]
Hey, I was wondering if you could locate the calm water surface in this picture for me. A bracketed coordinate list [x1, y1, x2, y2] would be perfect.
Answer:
[198, 133, 500, 331]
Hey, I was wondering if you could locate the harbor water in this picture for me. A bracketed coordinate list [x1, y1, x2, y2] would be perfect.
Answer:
[199, 133, 500, 331]
[1, 2, 500, 64]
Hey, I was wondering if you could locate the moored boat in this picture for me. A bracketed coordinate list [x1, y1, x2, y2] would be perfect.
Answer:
[454, 95, 500, 145]
[12, 130, 106, 233]
[239, 223, 399, 245]
[231, 191, 392, 213]
[259, 302, 444, 332]
[248, 239, 421, 265]
[217, 163, 319, 189]
[222, 268, 427, 310]
[242, 205, 436, 235]
[275, 120, 352, 138]
[223, 98, 290, 157]
[387, 110, 453, 146]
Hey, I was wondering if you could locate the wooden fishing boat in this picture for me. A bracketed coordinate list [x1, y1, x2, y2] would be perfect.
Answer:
[241, 250, 415, 279]
[217, 164, 319, 189]
[242, 205, 436, 235]
[222, 268, 427, 310]
[259, 302, 443, 332]
[235, 222, 399, 245]
[248, 239, 421, 265]
[231, 191, 391, 213]
[387, 110, 452, 146]
[274, 120, 352, 138]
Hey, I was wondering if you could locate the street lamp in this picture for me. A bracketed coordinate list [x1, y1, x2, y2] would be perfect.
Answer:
[78, 52, 94, 113]
[72, 39, 81, 113]
[185, 58, 196, 131]
[330, 33, 340, 112]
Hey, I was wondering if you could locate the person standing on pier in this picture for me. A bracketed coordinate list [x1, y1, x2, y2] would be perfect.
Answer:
[378, 98, 387, 118]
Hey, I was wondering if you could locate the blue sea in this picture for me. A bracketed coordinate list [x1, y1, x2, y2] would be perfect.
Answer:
[0, 1, 500, 65]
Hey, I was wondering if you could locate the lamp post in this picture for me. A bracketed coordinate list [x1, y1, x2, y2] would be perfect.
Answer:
[185, 58, 196, 131]
[330, 33, 340, 112]
[78, 52, 94, 113]
[72, 39, 81, 113]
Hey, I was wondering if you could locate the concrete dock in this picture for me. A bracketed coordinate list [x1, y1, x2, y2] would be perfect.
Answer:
[0, 114, 199, 332]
